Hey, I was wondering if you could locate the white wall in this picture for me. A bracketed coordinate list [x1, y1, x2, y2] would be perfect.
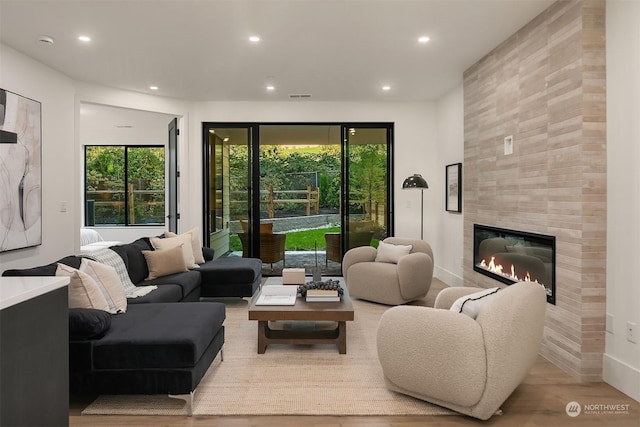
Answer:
[78, 103, 177, 242]
[604, 0, 640, 402]
[434, 85, 464, 287]
[0, 44, 77, 271]
[75, 83, 193, 242]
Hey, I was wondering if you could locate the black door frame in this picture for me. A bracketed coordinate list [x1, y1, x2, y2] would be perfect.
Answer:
[202, 121, 394, 260]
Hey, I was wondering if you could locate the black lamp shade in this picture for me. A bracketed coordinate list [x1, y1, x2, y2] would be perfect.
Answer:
[402, 174, 428, 189]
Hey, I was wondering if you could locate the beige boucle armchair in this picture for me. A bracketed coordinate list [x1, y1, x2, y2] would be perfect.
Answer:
[342, 237, 434, 305]
[376, 281, 547, 420]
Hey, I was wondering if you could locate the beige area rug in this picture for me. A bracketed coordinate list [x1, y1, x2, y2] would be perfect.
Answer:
[82, 297, 455, 416]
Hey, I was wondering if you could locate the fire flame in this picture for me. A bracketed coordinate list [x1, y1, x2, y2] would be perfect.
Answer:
[479, 257, 537, 284]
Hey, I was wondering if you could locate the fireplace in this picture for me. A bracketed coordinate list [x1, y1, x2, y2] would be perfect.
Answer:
[473, 224, 555, 304]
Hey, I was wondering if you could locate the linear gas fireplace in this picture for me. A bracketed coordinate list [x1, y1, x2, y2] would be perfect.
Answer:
[473, 224, 555, 304]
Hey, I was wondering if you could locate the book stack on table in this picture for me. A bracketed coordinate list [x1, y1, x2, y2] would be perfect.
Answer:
[305, 288, 341, 302]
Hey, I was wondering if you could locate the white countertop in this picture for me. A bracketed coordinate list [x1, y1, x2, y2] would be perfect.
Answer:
[0, 276, 70, 310]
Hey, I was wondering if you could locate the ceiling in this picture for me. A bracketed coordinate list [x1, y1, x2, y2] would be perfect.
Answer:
[0, 0, 554, 103]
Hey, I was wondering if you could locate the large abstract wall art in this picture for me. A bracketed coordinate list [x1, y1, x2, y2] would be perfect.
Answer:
[0, 89, 42, 252]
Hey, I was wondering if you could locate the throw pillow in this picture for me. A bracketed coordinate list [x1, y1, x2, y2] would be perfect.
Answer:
[151, 234, 199, 269]
[69, 308, 112, 340]
[56, 263, 110, 311]
[142, 245, 189, 280]
[375, 240, 412, 264]
[450, 287, 501, 319]
[79, 259, 127, 314]
[164, 227, 205, 264]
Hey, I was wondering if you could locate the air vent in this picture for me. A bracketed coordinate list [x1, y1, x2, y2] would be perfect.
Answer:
[289, 94, 312, 99]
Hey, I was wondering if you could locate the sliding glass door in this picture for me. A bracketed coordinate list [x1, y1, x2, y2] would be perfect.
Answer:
[341, 124, 393, 254]
[202, 124, 256, 257]
[202, 122, 393, 273]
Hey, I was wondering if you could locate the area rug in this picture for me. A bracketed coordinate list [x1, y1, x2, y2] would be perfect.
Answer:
[82, 297, 455, 416]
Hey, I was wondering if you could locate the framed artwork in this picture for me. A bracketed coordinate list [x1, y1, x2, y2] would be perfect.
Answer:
[0, 89, 42, 252]
[445, 162, 462, 213]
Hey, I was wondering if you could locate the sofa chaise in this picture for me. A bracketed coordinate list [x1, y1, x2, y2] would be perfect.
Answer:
[1, 235, 261, 410]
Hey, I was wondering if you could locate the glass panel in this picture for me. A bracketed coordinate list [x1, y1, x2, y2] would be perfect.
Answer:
[345, 127, 389, 250]
[85, 146, 126, 225]
[127, 147, 165, 225]
[205, 127, 252, 257]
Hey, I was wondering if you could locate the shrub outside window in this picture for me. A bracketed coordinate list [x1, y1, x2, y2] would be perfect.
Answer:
[85, 146, 165, 226]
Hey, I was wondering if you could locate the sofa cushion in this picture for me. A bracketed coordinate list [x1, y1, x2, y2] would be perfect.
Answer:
[2, 255, 81, 277]
[142, 270, 201, 299]
[91, 302, 225, 369]
[126, 284, 184, 304]
[80, 259, 127, 314]
[450, 287, 501, 319]
[142, 245, 188, 280]
[164, 227, 205, 264]
[113, 238, 153, 284]
[56, 263, 111, 311]
[69, 308, 112, 340]
[198, 256, 261, 285]
[151, 234, 199, 269]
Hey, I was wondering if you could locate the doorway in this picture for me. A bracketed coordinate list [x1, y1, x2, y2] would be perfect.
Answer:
[202, 122, 393, 276]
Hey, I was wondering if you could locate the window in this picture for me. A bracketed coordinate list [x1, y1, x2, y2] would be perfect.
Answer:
[85, 146, 165, 226]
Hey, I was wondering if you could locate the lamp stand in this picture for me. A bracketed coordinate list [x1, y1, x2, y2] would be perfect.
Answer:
[420, 189, 424, 240]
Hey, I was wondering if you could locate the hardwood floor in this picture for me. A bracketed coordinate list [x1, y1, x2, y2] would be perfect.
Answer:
[69, 355, 639, 427]
[69, 279, 639, 426]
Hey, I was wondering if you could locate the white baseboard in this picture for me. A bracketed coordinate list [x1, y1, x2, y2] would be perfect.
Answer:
[434, 265, 464, 288]
[603, 353, 640, 402]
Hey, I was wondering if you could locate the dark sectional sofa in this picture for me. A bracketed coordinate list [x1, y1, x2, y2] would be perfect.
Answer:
[2, 236, 262, 408]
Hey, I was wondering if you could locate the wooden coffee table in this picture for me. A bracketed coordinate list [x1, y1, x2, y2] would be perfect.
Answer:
[248, 278, 354, 354]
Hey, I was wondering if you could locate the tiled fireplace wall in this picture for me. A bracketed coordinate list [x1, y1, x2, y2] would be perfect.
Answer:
[462, 0, 606, 381]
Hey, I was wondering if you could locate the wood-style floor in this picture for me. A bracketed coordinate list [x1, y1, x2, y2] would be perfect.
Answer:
[69, 280, 639, 427]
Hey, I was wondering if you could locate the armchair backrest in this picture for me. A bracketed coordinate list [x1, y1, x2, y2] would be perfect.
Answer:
[474, 282, 546, 415]
[383, 237, 434, 262]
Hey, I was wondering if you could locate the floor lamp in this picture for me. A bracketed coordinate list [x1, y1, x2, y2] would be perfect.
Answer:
[402, 174, 429, 240]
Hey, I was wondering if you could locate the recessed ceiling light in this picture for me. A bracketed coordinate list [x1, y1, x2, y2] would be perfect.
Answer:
[249, 36, 261, 42]
[418, 36, 430, 43]
[382, 86, 391, 91]
[266, 85, 275, 91]
[78, 35, 91, 42]
[149, 86, 159, 91]
[38, 35, 55, 44]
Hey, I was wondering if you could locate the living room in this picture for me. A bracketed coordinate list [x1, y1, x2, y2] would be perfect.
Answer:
[0, 0, 638, 425]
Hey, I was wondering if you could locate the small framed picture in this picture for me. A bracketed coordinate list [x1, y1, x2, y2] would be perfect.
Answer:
[445, 163, 462, 213]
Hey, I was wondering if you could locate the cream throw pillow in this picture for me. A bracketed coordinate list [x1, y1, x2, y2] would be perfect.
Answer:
[375, 240, 413, 264]
[450, 287, 501, 319]
[56, 263, 110, 311]
[80, 259, 127, 314]
[164, 227, 205, 264]
[142, 245, 189, 280]
[151, 233, 198, 269]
